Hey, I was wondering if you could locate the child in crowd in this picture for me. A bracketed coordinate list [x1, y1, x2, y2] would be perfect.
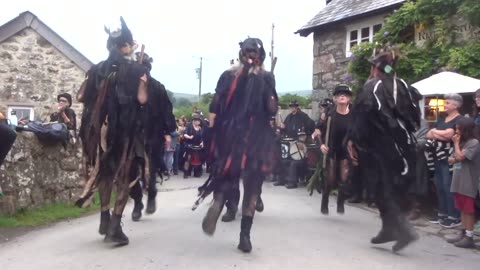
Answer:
[447, 117, 480, 248]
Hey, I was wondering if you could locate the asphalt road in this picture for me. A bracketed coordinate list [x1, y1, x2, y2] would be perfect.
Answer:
[0, 176, 478, 270]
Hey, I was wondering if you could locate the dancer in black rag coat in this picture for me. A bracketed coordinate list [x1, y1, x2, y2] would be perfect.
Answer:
[347, 48, 422, 252]
[129, 51, 176, 221]
[193, 37, 279, 253]
[76, 17, 149, 245]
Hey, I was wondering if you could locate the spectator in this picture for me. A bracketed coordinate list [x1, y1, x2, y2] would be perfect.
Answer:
[163, 130, 178, 178]
[472, 89, 480, 234]
[50, 93, 76, 133]
[0, 111, 16, 166]
[427, 93, 464, 228]
[474, 89, 480, 126]
[446, 117, 480, 248]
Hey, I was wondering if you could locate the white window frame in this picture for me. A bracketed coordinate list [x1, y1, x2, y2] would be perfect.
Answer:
[7, 106, 35, 121]
[345, 16, 385, 57]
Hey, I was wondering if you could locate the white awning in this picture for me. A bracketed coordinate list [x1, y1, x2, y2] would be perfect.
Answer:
[412, 71, 480, 96]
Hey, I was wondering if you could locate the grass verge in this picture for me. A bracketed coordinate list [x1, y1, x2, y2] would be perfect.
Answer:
[0, 194, 101, 228]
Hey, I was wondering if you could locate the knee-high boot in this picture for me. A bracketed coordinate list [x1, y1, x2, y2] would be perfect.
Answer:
[238, 216, 253, 253]
[202, 192, 225, 235]
[104, 214, 129, 245]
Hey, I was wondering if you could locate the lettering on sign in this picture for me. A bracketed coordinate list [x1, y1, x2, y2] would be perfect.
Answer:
[415, 16, 480, 46]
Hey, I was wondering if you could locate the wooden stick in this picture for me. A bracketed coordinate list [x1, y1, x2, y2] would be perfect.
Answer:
[138, 44, 146, 64]
[271, 57, 278, 73]
[322, 116, 332, 168]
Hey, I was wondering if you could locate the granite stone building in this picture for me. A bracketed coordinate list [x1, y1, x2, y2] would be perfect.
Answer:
[0, 11, 93, 214]
[295, 0, 405, 106]
[0, 11, 92, 123]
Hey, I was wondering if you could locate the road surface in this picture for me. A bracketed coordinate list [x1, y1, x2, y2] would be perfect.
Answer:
[0, 176, 478, 270]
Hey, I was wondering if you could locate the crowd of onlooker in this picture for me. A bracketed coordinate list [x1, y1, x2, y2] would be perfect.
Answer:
[348, 91, 480, 249]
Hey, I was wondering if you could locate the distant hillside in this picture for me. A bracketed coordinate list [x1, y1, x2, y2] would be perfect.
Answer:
[172, 92, 198, 102]
[277, 90, 312, 97]
[172, 90, 313, 101]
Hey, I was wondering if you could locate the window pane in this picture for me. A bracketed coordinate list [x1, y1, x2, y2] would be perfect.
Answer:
[16, 109, 30, 120]
[361, 27, 370, 39]
[350, 41, 357, 50]
[350, 30, 358, 41]
[373, 24, 382, 34]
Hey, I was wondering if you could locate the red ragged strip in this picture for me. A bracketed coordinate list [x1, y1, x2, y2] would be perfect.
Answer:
[226, 72, 241, 108]
[222, 154, 233, 176]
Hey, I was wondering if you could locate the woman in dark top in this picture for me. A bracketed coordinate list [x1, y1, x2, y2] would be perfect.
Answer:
[183, 114, 204, 178]
[313, 84, 353, 215]
[427, 93, 464, 228]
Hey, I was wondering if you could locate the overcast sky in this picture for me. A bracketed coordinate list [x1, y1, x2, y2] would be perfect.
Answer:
[1, 0, 324, 95]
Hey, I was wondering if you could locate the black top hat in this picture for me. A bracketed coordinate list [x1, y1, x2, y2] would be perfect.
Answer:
[192, 113, 202, 120]
[105, 16, 134, 51]
[238, 37, 266, 65]
[333, 84, 353, 96]
[289, 100, 300, 107]
[57, 93, 72, 106]
[368, 51, 396, 74]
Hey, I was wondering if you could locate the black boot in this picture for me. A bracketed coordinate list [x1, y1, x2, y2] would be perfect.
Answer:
[337, 184, 348, 214]
[321, 193, 329, 215]
[131, 200, 144, 222]
[371, 228, 397, 244]
[273, 180, 285, 186]
[337, 195, 345, 214]
[104, 214, 129, 245]
[392, 217, 419, 252]
[238, 216, 253, 253]
[255, 196, 264, 213]
[285, 182, 298, 189]
[146, 192, 157, 214]
[348, 195, 363, 204]
[221, 206, 237, 222]
[99, 210, 110, 235]
[202, 197, 225, 235]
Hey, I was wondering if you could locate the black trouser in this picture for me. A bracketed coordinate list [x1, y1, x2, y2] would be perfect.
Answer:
[350, 165, 363, 199]
[0, 123, 16, 165]
[364, 151, 412, 235]
[129, 157, 146, 203]
[225, 179, 241, 211]
[147, 142, 165, 200]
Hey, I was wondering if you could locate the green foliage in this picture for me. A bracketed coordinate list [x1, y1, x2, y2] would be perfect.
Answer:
[278, 94, 312, 109]
[173, 93, 211, 119]
[166, 89, 176, 105]
[348, 0, 480, 89]
[459, 0, 480, 27]
[0, 194, 102, 227]
[200, 93, 214, 105]
[176, 97, 193, 108]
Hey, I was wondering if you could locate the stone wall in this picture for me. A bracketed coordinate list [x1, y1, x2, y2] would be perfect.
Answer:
[0, 27, 87, 214]
[311, 25, 349, 119]
[0, 133, 84, 214]
[0, 28, 85, 120]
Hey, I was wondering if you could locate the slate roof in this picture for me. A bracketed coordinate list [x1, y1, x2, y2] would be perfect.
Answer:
[295, 0, 405, 37]
[0, 11, 93, 72]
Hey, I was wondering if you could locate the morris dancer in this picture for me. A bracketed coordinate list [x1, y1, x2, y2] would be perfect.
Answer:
[348, 48, 422, 252]
[193, 38, 279, 253]
[77, 17, 149, 245]
[129, 51, 176, 221]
